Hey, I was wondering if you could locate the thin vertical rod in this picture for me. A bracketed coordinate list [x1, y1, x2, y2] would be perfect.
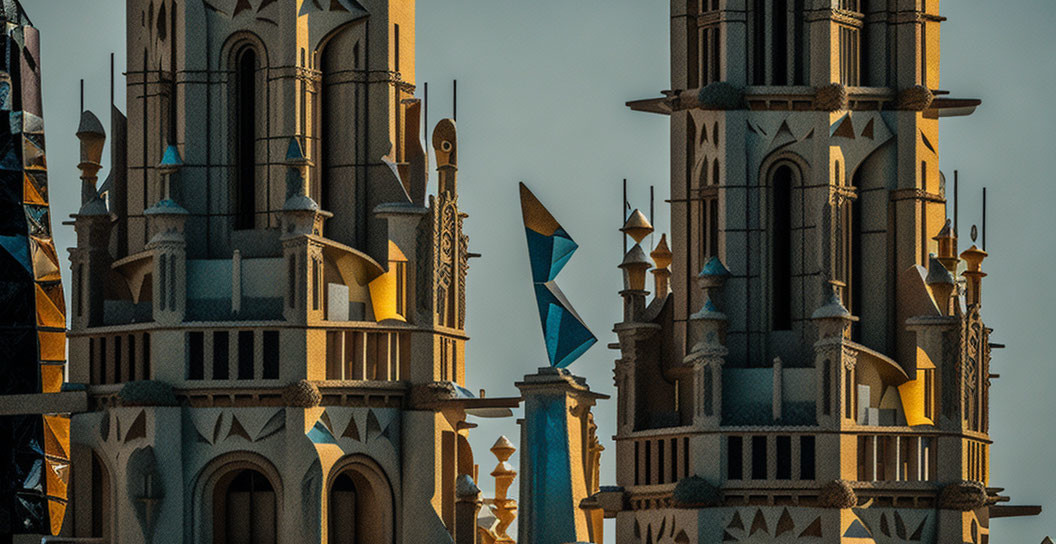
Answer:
[982, 187, 987, 251]
[80, 79, 84, 114]
[650, 185, 655, 224]
[453, 79, 457, 122]
[954, 170, 959, 239]
[650, 185, 655, 248]
[623, 178, 628, 254]
[424, 82, 428, 134]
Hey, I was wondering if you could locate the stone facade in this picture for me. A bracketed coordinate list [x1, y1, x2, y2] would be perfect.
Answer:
[605, 1, 1039, 542]
[60, 1, 510, 542]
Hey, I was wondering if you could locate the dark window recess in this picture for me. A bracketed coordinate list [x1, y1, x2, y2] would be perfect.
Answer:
[683, 437, 690, 478]
[657, 439, 666, 484]
[394, 24, 400, 73]
[752, 436, 768, 479]
[800, 436, 816, 480]
[89, 337, 96, 385]
[727, 436, 743, 480]
[213, 331, 229, 380]
[238, 331, 254, 379]
[114, 336, 123, 383]
[776, 436, 792, 480]
[188, 332, 204, 380]
[752, 0, 766, 85]
[235, 48, 258, 230]
[128, 335, 136, 382]
[100, 337, 108, 385]
[794, 0, 805, 85]
[263, 331, 279, 379]
[772, 166, 793, 330]
[772, 0, 788, 85]
[645, 441, 652, 485]
[143, 333, 151, 379]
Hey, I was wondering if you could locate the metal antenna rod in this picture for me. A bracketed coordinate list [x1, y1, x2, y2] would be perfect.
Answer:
[650, 185, 655, 248]
[623, 178, 628, 254]
[424, 81, 428, 134]
[80, 79, 84, 114]
[983, 187, 988, 251]
[954, 170, 959, 239]
[453, 79, 457, 122]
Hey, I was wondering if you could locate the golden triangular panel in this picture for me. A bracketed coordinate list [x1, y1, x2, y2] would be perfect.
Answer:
[35, 283, 66, 328]
[23, 172, 46, 204]
[38, 330, 65, 362]
[44, 457, 69, 499]
[40, 364, 64, 394]
[30, 236, 61, 282]
[42, 414, 70, 460]
[47, 498, 66, 536]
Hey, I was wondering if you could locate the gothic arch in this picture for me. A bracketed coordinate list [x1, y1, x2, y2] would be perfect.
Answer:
[326, 454, 396, 544]
[315, 20, 369, 247]
[191, 451, 284, 544]
[760, 154, 808, 334]
[72, 446, 115, 539]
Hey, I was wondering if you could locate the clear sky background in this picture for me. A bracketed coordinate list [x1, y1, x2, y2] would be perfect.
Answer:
[27, 0, 1056, 541]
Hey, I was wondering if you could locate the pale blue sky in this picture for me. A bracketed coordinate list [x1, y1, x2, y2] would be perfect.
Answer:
[28, 0, 1056, 541]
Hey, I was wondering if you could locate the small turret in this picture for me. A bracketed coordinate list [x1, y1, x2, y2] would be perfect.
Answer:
[75, 110, 107, 215]
[650, 234, 672, 297]
[960, 243, 988, 307]
[934, 219, 958, 274]
[926, 253, 956, 316]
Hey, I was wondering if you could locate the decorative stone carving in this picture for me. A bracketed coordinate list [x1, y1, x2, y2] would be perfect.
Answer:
[818, 480, 858, 509]
[814, 83, 849, 112]
[281, 380, 321, 407]
[896, 85, 935, 111]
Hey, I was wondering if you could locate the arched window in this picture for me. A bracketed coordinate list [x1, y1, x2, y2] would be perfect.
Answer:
[317, 25, 365, 247]
[234, 47, 258, 230]
[216, 469, 276, 544]
[329, 460, 394, 544]
[771, 165, 794, 330]
[90, 452, 112, 539]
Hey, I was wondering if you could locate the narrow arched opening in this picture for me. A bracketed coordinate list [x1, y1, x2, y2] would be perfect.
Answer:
[234, 47, 259, 230]
[90, 451, 112, 539]
[328, 459, 394, 544]
[771, 164, 794, 331]
[214, 469, 277, 544]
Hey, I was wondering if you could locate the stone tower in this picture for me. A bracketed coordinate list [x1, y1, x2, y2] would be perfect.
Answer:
[602, 1, 1041, 542]
[63, 0, 508, 542]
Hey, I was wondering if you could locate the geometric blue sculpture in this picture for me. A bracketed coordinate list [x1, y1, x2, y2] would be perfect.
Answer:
[519, 182, 596, 368]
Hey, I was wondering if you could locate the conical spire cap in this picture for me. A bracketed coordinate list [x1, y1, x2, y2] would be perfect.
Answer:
[621, 209, 653, 243]
[926, 254, 955, 285]
[651, 234, 672, 269]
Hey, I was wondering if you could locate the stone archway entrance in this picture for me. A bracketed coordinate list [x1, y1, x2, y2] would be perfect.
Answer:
[328, 456, 394, 544]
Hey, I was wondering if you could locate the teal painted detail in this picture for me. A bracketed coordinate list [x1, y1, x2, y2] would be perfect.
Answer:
[525, 394, 576, 544]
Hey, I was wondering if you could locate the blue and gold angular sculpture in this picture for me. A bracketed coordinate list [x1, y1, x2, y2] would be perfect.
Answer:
[0, 2, 70, 536]
[519, 182, 596, 368]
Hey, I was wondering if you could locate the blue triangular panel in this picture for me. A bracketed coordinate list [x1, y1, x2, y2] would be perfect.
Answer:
[306, 421, 336, 444]
[844, 519, 873, 539]
[0, 234, 31, 275]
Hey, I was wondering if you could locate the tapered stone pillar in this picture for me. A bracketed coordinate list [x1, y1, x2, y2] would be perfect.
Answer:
[516, 368, 608, 544]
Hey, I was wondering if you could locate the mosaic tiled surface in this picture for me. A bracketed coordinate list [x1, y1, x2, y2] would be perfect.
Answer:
[0, 4, 69, 535]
